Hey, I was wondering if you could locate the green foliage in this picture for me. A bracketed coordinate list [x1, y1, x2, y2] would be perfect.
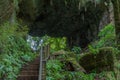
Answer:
[64, 71, 115, 80]
[42, 36, 67, 53]
[63, 72, 85, 80]
[72, 46, 82, 54]
[88, 24, 116, 54]
[46, 24, 119, 80]
[105, 71, 116, 80]
[63, 72, 96, 80]
[98, 24, 115, 38]
[46, 60, 64, 80]
[0, 22, 36, 80]
[46, 59, 96, 80]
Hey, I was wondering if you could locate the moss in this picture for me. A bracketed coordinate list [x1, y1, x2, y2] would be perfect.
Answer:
[52, 50, 86, 72]
[102, 71, 116, 80]
[52, 50, 66, 55]
[51, 50, 76, 60]
[66, 58, 86, 72]
[60, 56, 86, 73]
[79, 47, 115, 73]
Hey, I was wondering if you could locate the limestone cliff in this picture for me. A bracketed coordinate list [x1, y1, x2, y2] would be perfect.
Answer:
[0, 0, 113, 48]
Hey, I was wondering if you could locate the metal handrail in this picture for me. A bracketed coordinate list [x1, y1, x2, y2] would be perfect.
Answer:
[38, 44, 43, 80]
[38, 44, 50, 80]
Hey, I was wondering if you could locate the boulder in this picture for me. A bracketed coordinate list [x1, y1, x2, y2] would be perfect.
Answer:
[64, 58, 86, 73]
[51, 50, 86, 73]
[79, 47, 115, 73]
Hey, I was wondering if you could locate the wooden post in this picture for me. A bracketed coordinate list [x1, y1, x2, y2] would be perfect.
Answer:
[38, 44, 43, 80]
[39, 45, 50, 80]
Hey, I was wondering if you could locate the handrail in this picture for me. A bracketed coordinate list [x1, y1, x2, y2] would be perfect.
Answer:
[38, 44, 43, 80]
[38, 44, 50, 80]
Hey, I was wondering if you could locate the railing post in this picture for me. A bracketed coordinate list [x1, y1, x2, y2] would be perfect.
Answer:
[38, 44, 50, 80]
[38, 44, 43, 80]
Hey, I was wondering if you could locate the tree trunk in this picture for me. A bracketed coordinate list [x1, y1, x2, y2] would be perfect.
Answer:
[112, 0, 120, 45]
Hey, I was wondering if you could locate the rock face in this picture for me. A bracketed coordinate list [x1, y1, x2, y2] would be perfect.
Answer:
[18, 0, 38, 24]
[0, 0, 114, 48]
[0, 0, 15, 23]
[26, 0, 112, 48]
[79, 47, 115, 73]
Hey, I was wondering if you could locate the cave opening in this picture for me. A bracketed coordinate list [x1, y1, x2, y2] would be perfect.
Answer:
[17, 0, 110, 48]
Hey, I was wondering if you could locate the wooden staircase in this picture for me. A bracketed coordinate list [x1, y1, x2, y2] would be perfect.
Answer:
[40, 61, 46, 80]
[17, 57, 40, 80]
[17, 45, 50, 80]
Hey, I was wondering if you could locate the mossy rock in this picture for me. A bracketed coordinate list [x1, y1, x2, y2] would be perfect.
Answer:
[79, 47, 115, 73]
[66, 58, 86, 72]
[62, 57, 86, 73]
[52, 50, 66, 55]
[52, 50, 86, 72]
[51, 50, 76, 60]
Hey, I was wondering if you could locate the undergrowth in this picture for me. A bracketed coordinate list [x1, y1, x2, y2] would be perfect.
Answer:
[46, 24, 119, 80]
[88, 24, 117, 54]
[0, 22, 36, 80]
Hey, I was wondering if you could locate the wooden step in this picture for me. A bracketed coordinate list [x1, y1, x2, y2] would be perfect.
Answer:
[17, 54, 47, 80]
[26, 60, 40, 65]
[22, 65, 39, 70]
[17, 75, 38, 80]
[19, 71, 39, 75]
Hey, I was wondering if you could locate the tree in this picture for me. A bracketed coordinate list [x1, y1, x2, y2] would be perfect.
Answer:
[111, 0, 120, 45]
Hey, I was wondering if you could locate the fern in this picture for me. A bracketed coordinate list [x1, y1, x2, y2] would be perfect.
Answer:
[0, 22, 36, 79]
[88, 24, 116, 54]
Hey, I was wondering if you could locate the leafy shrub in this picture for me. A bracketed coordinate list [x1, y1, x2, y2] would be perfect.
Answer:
[63, 72, 84, 80]
[88, 24, 116, 54]
[0, 22, 36, 80]
[72, 46, 82, 54]
[46, 24, 119, 80]
[46, 60, 64, 80]
[42, 36, 67, 53]
[46, 59, 96, 80]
